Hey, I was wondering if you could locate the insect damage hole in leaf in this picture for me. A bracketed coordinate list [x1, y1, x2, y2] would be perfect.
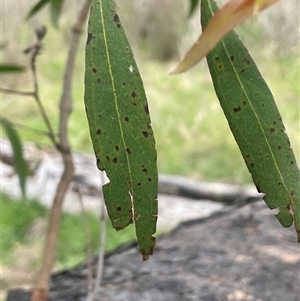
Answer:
[85, 0, 158, 259]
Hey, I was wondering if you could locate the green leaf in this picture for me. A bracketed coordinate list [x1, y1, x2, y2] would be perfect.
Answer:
[50, 0, 64, 27]
[27, 0, 51, 20]
[1, 118, 27, 199]
[0, 64, 25, 73]
[84, 0, 158, 259]
[189, 0, 200, 16]
[202, 0, 300, 242]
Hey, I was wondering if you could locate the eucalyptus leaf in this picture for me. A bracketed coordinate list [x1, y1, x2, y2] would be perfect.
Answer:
[0, 64, 25, 73]
[1, 118, 27, 199]
[85, 0, 158, 259]
[202, 0, 300, 241]
[189, 0, 200, 16]
[27, 0, 51, 20]
[50, 0, 64, 27]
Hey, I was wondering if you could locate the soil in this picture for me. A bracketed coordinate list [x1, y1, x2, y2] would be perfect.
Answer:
[7, 201, 300, 301]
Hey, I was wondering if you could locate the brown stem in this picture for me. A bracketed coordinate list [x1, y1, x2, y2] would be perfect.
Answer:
[30, 44, 58, 148]
[30, 1, 92, 300]
[0, 87, 34, 96]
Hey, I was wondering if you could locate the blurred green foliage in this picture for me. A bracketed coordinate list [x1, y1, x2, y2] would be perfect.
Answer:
[1, 193, 136, 268]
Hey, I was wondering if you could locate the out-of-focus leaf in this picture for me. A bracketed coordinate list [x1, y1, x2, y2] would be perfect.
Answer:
[202, 0, 300, 241]
[50, 0, 64, 27]
[85, 0, 158, 260]
[172, 0, 280, 74]
[1, 118, 27, 199]
[0, 64, 25, 73]
[27, 0, 51, 20]
[189, 0, 200, 16]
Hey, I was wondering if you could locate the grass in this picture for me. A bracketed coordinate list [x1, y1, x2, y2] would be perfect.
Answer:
[1, 193, 136, 290]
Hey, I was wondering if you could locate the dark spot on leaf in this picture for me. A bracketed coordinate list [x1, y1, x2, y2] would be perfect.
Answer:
[290, 190, 295, 196]
[144, 104, 149, 114]
[85, 106, 88, 112]
[273, 121, 276, 125]
[137, 182, 141, 186]
[256, 185, 261, 193]
[113, 14, 120, 22]
[133, 102, 137, 106]
[142, 168, 147, 173]
[266, 155, 269, 159]
[218, 64, 223, 70]
[270, 128, 275, 133]
[113, 157, 118, 163]
[87, 33, 93, 45]
[131, 92, 136, 98]
[96, 158, 100, 165]
[278, 145, 281, 150]
[125, 117, 129, 122]
[233, 107, 241, 112]
[291, 161, 294, 165]
[243, 58, 251, 65]
[250, 163, 254, 167]
[97, 129, 101, 135]
[241, 69, 245, 74]
[117, 207, 121, 211]
[93, 68, 97, 73]
[262, 103, 265, 107]
[99, 114, 102, 118]
[243, 101, 246, 106]
[115, 145, 119, 151]
[278, 182, 282, 186]
[142, 131, 149, 137]
[106, 156, 110, 162]
[230, 55, 234, 61]
[97, 78, 101, 83]
[123, 82, 126, 86]
[148, 177, 152, 182]
[215, 55, 219, 61]
[126, 148, 131, 155]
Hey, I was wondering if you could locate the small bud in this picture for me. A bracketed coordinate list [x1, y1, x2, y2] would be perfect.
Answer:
[36, 26, 47, 41]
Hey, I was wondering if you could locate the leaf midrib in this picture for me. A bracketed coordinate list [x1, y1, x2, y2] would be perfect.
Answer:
[97, 1, 134, 200]
[206, 0, 289, 201]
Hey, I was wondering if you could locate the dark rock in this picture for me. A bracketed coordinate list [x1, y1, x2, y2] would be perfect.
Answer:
[7, 202, 300, 301]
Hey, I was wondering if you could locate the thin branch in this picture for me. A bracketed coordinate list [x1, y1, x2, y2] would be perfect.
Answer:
[91, 172, 107, 301]
[0, 87, 34, 96]
[75, 184, 94, 301]
[30, 1, 92, 300]
[58, 0, 92, 151]
[28, 42, 58, 148]
[0, 117, 54, 137]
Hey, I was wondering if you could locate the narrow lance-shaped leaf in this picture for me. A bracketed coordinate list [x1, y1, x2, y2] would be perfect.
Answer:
[1, 118, 27, 199]
[189, 0, 200, 16]
[0, 64, 25, 73]
[202, 0, 300, 241]
[172, 0, 280, 74]
[85, 0, 158, 259]
[27, 0, 51, 20]
[50, 0, 64, 27]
